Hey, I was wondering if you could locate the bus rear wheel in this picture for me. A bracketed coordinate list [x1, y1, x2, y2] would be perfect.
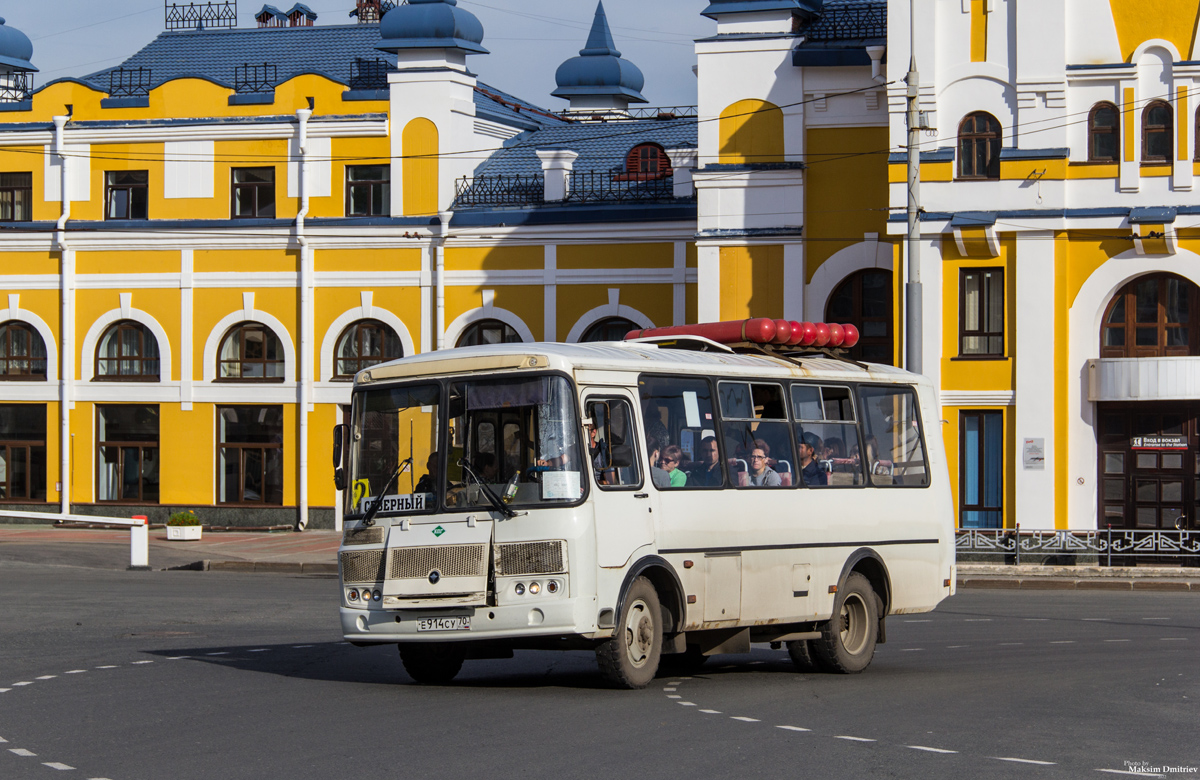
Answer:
[596, 576, 662, 689]
[786, 638, 818, 672]
[812, 572, 878, 674]
[398, 642, 465, 684]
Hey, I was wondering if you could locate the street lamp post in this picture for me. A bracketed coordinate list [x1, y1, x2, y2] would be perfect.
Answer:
[905, 0, 923, 375]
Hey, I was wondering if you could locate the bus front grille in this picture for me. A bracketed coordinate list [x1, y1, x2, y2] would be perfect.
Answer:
[342, 527, 384, 546]
[495, 541, 567, 576]
[389, 544, 488, 579]
[340, 550, 386, 583]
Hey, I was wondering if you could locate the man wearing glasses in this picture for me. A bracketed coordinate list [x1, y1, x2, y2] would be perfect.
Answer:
[746, 446, 781, 487]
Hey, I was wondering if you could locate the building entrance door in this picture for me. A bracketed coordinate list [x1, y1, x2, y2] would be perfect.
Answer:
[1097, 403, 1197, 530]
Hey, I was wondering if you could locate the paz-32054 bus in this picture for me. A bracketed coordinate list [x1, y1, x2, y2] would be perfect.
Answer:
[332, 324, 955, 688]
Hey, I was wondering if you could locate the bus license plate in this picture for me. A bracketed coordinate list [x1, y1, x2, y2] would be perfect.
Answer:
[416, 616, 471, 632]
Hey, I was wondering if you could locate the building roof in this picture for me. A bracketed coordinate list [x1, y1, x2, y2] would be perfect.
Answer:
[377, 0, 487, 55]
[0, 16, 36, 72]
[701, 0, 824, 20]
[791, 0, 886, 66]
[471, 117, 697, 179]
[552, 2, 646, 104]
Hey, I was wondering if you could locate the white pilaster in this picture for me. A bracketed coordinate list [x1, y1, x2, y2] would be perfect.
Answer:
[544, 245, 557, 341]
[672, 242, 687, 326]
[783, 242, 805, 321]
[1014, 232, 1057, 529]
[181, 249, 193, 410]
[697, 244, 721, 322]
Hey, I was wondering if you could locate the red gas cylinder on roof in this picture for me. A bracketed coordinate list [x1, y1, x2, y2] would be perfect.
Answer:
[625, 318, 861, 351]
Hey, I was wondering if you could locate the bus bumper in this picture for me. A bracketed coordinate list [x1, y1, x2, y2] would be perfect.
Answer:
[340, 596, 597, 643]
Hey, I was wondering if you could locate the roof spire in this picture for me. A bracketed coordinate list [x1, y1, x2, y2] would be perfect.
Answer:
[580, 1, 619, 58]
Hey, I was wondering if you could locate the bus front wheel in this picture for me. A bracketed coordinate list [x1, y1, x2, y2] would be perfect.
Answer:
[812, 572, 878, 674]
[596, 576, 662, 689]
[398, 642, 465, 684]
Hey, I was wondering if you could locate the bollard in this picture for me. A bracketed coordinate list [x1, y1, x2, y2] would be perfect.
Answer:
[129, 515, 150, 571]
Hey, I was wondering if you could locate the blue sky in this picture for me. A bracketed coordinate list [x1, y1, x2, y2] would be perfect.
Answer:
[7, 0, 710, 108]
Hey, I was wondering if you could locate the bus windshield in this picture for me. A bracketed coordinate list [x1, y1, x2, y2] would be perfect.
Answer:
[346, 374, 584, 519]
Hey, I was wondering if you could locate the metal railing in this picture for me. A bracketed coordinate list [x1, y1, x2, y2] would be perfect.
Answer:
[351, 0, 396, 23]
[165, 1, 238, 31]
[234, 63, 277, 94]
[566, 170, 680, 204]
[956, 527, 1200, 566]
[799, 1, 886, 42]
[349, 58, 394, 91]
[556, 105, 698, 122]
[0, 72, 32, 103]
[109, 67, 153, 98]
[453, 173, 545, 207]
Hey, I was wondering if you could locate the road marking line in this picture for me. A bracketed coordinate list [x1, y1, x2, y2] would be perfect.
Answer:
[36, 675, 56, 680]
[1160, 637, 1188, 641]
[131, 660, 153, 665]
[663, 688, 676, 692]
[1082, 618, 1110, 621]
[292, 645, 313, 648]
[167, 656, 190, 660]
[699, 709, 722, 714]
[835, 736, 876, 742]
[1143, 618, 1170, 621]
[992, 757, 1056, 765]
[206, 652, 229, 656]
[1050, 641, 1075, 644]
[43, 762, 74, 770]
[777, 726, 811, 732]
[678, 702, 696, 706]
[96, 666, 117, 670]
[731, 717, 761, 722]
[904, 619, 931, 623]
[1000, 643, 1024, 646]
[964, 619, 992, 622]
[1025, 618, 1049, 621]
[0, 736, 6, 742]
[9, 748, 36, 756]
[13, 682, 33, 686]
[65, 670, 86, 674]
[0, 689, 8, 693]
[1096, 769, 1164, 777]
[748, 661, 765, 665]
[719, 665, 736, 669]
[677, 677, 693, 680]
[667, 695, 681, 699]
[900, 648, 924, 652]
[1104, 639, 1131, 643]
[946, 645, 969, 649]
[907, 745, 958, 754]
[248, 649, 269, 653]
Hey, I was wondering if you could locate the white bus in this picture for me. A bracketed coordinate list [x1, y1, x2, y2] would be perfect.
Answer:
[333, 337, 955, 688]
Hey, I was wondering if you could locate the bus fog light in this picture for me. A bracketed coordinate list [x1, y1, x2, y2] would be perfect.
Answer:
[529, 581, 541, 595]
[514, 582, 525, 596]
[372, 590, 382, 601]
[348, 589, 359, 601]
[547, 580, 558, 594]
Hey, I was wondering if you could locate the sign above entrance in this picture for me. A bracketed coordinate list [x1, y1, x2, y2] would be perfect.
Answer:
[1131, 435, 1188, 450]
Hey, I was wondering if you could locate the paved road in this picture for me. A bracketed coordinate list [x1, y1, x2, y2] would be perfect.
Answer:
[1, 559, 1196, 780]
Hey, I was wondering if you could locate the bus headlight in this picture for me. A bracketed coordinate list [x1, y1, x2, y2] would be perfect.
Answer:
[529, 581, 541, 595]
[514, 582, 525, 596]
[348, 589, 359, 602]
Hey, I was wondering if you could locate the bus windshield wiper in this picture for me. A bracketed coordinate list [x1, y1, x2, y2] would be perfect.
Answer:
[459, 458, 515, 519]
[362, 456, 412, 526]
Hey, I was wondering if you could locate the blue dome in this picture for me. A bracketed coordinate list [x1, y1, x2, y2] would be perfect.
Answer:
[0, 17, 36, 73]
[377, 0, 488, 55]
[700, 0, 823, 20]
[552, 2, 646, 104]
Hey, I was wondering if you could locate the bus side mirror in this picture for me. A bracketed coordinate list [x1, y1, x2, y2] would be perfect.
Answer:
[334, 468, 346, 491]
[610, 444, 633, 468]
[333, 424, 347, 468]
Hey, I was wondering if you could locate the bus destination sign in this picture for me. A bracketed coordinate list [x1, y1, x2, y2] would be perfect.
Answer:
[361, 493, 426, 513]
[1131, 435, 1188, 450]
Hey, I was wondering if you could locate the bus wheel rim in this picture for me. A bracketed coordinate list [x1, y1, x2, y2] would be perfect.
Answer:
[625, 599, 652, 668]
[839, 593, 869, 655]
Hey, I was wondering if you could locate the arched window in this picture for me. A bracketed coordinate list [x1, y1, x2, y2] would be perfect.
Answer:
[1088, 102, 1120, 162]
[0, 321, 47, 380]
[958, 112, 1002, 179]
[334, 320, 403, 378]
[457, 319, 523, 348]
[1143, 101, 1173, 163]
[218, 322, 285, 380]
[95, 321, 160, 381]
[623, 144, 672, 181]
[1101, 273, 1199, 358]
[826, 269, 893, 365]
[580, 317, 637, 343]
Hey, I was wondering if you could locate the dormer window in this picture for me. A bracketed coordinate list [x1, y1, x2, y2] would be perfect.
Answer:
[617, 143, 672, 181]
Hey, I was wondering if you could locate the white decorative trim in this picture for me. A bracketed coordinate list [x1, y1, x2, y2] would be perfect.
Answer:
[201, 308, 297, 382]
[444, 306, 535, 347]
[0, 304, 59, 382]
[318, 306, 417, 382]
[805, 239, 894, 319]
[79, 305, 174, 383]
[0, 119, 390, 149]
[565, 302, 655, 343]
[1132, 38, 1182, 64]
[939, 391, 1015, 406]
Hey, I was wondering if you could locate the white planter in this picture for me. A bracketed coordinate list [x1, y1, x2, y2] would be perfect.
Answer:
[166, 525, 203, 541]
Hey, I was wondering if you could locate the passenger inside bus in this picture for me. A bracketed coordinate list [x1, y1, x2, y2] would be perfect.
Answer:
[647, 437, 670, 488]
[684, 435, 723, 486]
[660, 445, 687, 487]
[415, 452, 438, 494]
[473, 452, 498, 481]
[747, 447, 781, 486]
[799, 432, 828, 486]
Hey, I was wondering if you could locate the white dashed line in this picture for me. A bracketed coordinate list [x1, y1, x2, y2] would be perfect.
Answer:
[1143, 617, 1170, 621]
[992, 757, 1056, 765]
[43, 762, 75, 770]
[0, 736, 6, 742]
[167, 656, 190, 660]
[699, 709, 722, 714]
[964, 619, 992, 622]
[206, 652, 229, 656]
[946, 645, 969, 649]
[1082, 618, 1110, 622]
[0, 688, 11, 693]
[904, 619, 931, 623]
[248, 649, 269, 653]
[731, 716, 761, 723]
[1160, 637, 1188, 641]
[9, 748, 37, 757]
[1050, 641, 1075, 644]
[907, 745, 958, 754]
[131, 660, 154, 665]
[667, 695, 681, 699]
[776, 725, 811, 732]
[677, 702, 696, 706]
[1025, 618, 1049, 621]
[899, 648, 924, 652]
[1103, 639, 1131, 643]
[36, 675, 57, 680]
[835, 736, 876, 742]
[1096, 769, 1164, 777]
[13, 682, 33, 686]
[95, 666, 117, 670]
[748, 661, 765, 665]
[1000, 643, 1024, 646]
[65, 670, 87, 674]
[663, 687, 676, 692]
[292, 645, 313, 648]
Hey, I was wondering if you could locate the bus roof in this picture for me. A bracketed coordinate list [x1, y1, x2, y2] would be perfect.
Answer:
[359, 340, 929, 389]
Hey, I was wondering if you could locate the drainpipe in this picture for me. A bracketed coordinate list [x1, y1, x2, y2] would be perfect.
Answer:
[54, 114, 73, 515]
[295, 106, 313, 530]
[436, 211, 451, 350]
[866, 45, 887, 83]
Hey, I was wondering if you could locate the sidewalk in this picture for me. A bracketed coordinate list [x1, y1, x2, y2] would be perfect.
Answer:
[957, 563, 1200, 591]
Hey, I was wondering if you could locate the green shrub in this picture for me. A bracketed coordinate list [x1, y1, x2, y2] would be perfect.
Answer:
[167, 510, 201, 527]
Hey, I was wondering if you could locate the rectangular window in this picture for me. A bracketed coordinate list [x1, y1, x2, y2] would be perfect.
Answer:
[218, 406, 284, 505]
[97, 405, 159, 503]
[105, 171, 149, 220]
[0, 404, 47, 502]
[718, 381, 795, 488]
[346, 165, 390, 217]
[960, 410, 1003, 528]
[638, 375, 723, 489]
[231, 167, 276, 218]
[791, 384, 864, 487]
[348, 384, 439, 518]
[858, 386, 930, 487]
[0, 172, 32, 222]
[586, 398, 642, 490]
[961, 268, 1004, 356]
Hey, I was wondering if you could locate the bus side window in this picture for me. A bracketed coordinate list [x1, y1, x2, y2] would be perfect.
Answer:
[792, 384, 864, 488]
[857, 386, 930, 487]
[586, 398, 641, 489]
[638, 375, 724, 489]
[719, 381, 794, 488]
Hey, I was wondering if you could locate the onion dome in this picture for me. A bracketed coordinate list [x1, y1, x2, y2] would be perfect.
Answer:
[377, 0, 488, 55]
[700, 0, 823, 21]
[552, 2, 646, 107]
[0, 17, 36, 73]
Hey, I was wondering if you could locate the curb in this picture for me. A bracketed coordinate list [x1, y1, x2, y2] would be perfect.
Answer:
[958, 577, 1200, 591]
[167, 560, 337, 575]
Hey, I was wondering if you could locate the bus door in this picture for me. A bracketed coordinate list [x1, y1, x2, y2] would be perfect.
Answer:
[582, 391, 656, 567]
